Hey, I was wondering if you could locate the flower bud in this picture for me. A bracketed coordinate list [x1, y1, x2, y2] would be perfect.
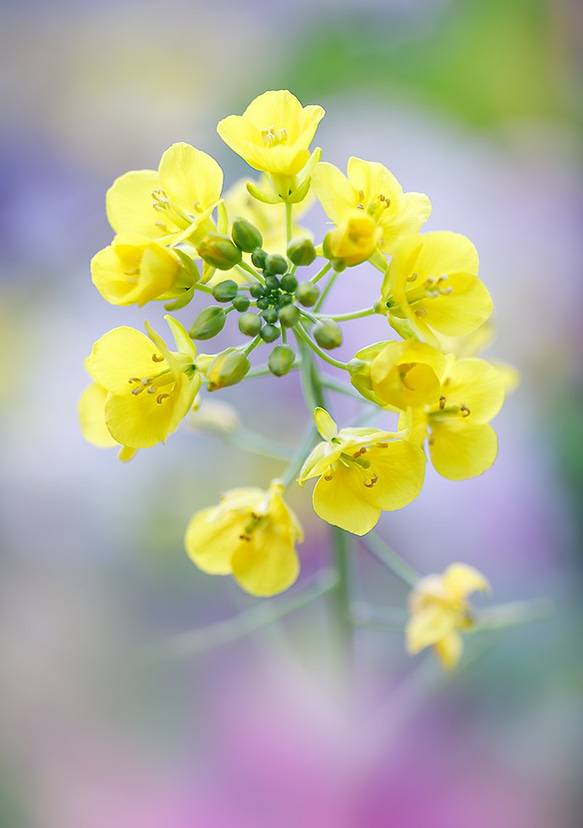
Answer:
[251, 248, 268, 270]
[238, 312, 262, 337]
[265, 253, 288, 275]
[322, 212, 380, 267]
[278, 304, 300, 327]
[313, 318, 343, 349]
[232, 293, 250, 312]
[212, 279, 239, 302]
[262, 308, 279, 324]
[249, 283, 266, 299]
[206, 348, 251, 391]
[260, 324, 280, 343]
[295, 282, 320, 307]
[189, 306, 226, 340]
[268, 344, 296, 377]
[231, 217, 263, 252]
[280, 273, 298, 292]
[287, 237, 316, 267]
[265, 274, 281, 291]
[198, 234, 242, 270]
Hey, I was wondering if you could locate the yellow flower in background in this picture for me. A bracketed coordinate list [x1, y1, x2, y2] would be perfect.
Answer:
[91, 234, 195, 307]
[83, 316, 200, 449]
[106, 142, 223, 245]
[311, 157, 431, 254]
[322, 211, 381, 267]
[78, 383, 138, 462]
[217, 90, 325, 178]
[399, 356, 506, 480]
[185, 480, 303, 596]
[298, 408, 426, 536]
[406, 563, 490, 669]
[380, 232, 493, 344]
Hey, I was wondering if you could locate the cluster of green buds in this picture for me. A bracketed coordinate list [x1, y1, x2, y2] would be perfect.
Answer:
[80, 90, 528, 673]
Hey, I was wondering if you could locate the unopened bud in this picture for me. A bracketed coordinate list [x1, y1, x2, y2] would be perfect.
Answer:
[189, 306, 226, 340]
[232, 293, 250, 312]
[262, 307, 279, 324]
[278, 304, 300, 327]
[268, 344, 296, 377]
[238, 312, 262, 337]
[206, 348, 251, 391]
[313, 318, 343, 349]
[295, 282, 320, 307]
[212, 279, 239, 302]
[260, 324, 280, 343]
[265, 253, 288, 275]
[264, 274, 280, 291]
[280, 273, 298, 292]
[197, 234, 242, 270]
[231, 218, 263, 252]
[287, 237, 316, 267]
[251, 248, 268, 270]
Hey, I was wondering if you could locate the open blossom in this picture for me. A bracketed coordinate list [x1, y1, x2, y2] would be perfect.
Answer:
[380, 231, 493, 344]
[217, 90, 324, 178]
[322, 211, 381, 267]
[311, 156, 431, 254]
[406, 563, 490, 669]
[78, 382, 138, 462]
[185, 480, 302, 596]
[83, 316, 200, 449]
[106, 142, 223, 246]
[399, 355, 506, 480]
[298, 408, 425, 536]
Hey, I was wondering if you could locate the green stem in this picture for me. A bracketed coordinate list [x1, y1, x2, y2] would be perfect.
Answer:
[280, 422, 318, 488]
[151, 570, 338, 660]
[321, 376, 376, 403]
[242, 334, 262, 356]
[236, 261, 265, 284]
[472, 599, 553, 631]
[352, 603, 407, 630]
[244, 362, 299, 380]
[223, 427, 294, 462]
[310, 261, 332, 285]
[285, 202, 293, 246]
[313, 268, 340, 312]
[294, 324, 348, 371]
[193, 281, 214, 295]
[326, 307, 376, 322]
[359, 532, 420, 587]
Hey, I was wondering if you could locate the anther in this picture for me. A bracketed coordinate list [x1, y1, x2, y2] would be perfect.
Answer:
[324, 471, 334, 481]
[460, 404, 471, 418]
[363, 474, 378, 488]
[439, 395, 446, 410]
[152, 353, 164, 363]
[407, 272, 418, 282]
[156, 393, 170, 404]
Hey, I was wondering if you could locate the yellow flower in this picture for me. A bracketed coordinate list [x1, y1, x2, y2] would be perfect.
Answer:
[185, 480, 303, 597]
[106, 143, 223, 245]
[83, 316, 200, 449]
[79, 382, 138, 462]
[406, 563, 490, 669]
[322, 211, 381, 267]
[298, 408, 426, 536]
[380, 232, 493, 344]
[311, 157, 431, 254]
[399, 356, 506, 480]
[91, 234, 196, 307]
[217, 90, 325, 178]
[349, 340, 446, 410]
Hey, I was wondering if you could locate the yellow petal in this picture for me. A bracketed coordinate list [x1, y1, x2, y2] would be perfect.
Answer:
[297, 441, 342, 484]
[346, 157, 405, 209]
[442, 358, 506, 423]
[184, 506, 240, 575]
[158, 143, 223, 217]
[429, 421, 498, 480]
[106, 170, 163, 238]
[311, 161, 356, 224]
[231, 527, 300, 596]
[314, 407, 337, 441]
[365, 441, 426, 511]
[417, 272, 493, 337]
[406, 605, 457, 654]
[433, 631, 463, 669]
[312, 464, 381, 535]
[79, 384, 118, 448]
[415, 231, 479, 279]
[378, 191, 432, 253]
[443, 563, 490, 600]
[85, 327, 167, 394]
[370, 341, 445, 409]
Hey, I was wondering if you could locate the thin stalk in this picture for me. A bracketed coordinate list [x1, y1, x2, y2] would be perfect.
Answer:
[310, 261, 332, 285]
[360, 532, 421, 587]
[193, 282, 214, 295]
[313, 268, 340, 312]
[280, 422, 318, 489]
[326, 307, 376, 322]
[224, 427, 294, 462]
[294, 324, 348, 371]
[285, 202, 293, 246]
[472, 599, 553, 631]
[236, 261, 265, 284]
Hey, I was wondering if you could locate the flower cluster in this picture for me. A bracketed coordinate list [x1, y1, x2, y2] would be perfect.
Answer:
[81, 90, 514, 667]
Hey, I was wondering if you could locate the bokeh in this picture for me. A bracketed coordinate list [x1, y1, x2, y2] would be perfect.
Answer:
[1, 1, 582, 826]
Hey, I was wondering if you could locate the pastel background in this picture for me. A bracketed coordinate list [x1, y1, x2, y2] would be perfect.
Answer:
[1, 1, 581, 826]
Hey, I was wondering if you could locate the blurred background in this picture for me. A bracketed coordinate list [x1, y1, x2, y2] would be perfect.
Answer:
[1, 0, 582, 825]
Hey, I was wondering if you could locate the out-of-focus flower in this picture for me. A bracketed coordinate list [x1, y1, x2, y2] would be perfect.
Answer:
[298, 408, 425, 536]
[381, 232, 492, 344]
[312, 156, 431, 253]
[106, 142, 223, 245]
[83, 316, 200, 449]
[406, 563, 490, 669]
[185, 480, 302, 596]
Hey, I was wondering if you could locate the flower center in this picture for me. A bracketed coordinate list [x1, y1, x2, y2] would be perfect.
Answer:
[150, 188, 200, 233]
[261, 126, 288, 148]
[127, 355, 175, 403]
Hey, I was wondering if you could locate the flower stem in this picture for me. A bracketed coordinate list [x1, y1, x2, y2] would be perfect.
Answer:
[236, 261, 265, 284]
[313, 268, 340, 312]
[359, 532, 420, 587]
[310, 261, 332, 285]
[293, 324, 348, 371]
[325, 307, 376, 322]
[285, 202, 293, 246]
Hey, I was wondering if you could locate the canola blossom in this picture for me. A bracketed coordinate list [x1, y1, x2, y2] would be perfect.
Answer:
[81, 90, 520, 667]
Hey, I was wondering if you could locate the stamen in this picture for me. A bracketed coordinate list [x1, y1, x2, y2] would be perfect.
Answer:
[324, 470, 334, 481]
[407, 272, 418, 282]
[156, 393, 170, 404]
[363, 473, 378, 488]
[460, 404, 471, 418]
[439, 395, 446, 410]
[152, 353, 164, 363]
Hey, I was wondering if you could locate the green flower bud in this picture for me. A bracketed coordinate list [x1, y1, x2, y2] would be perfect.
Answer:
[197, 234, 242, 271]
[189, 306, 226, 340]
[249, 283, 265, 299]
[260, 324, 280, 343]
[347, 357, 384, 406]
[287, 237, 316, 267]
[207, 348, 250, 391]
[280, 273, 298, 292]
[251, 248, 268, 270]
[256, 297, 270, 310]
[262, 307, 279, 324]
[212, 279, 239, 302]
[264, 274, 280, 291]
[231, 217, 263, 252]
[265, 253, 288, 275]
[295, 282, 320, 307]
[238, 312, 262, 336]
[268, 344, 296, 377]
[278, 304, 300, 327]
[278, 293, 294, 307]
[313, 318, 343, 349]
[232, 293, 250, 312]
[332, 259, 347, 272]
